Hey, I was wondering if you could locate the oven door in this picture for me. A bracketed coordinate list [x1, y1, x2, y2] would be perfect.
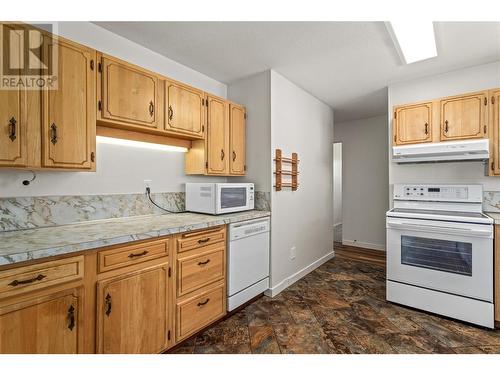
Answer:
[386, 216, 493, 302]
[215, 184, 252, 214]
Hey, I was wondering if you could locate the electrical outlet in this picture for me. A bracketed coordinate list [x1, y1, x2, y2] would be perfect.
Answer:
[144, 180, 152, 192]
[290, 246, 296, 260]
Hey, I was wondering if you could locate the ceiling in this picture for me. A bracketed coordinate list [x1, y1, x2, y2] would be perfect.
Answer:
[94, 22, 500, 122]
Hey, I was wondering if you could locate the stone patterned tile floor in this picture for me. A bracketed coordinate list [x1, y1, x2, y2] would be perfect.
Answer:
[169, 257, 500, 354]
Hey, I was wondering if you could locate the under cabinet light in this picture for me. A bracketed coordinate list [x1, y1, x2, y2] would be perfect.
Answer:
[96, 136, 188, 153]
[386, 21, 437, 64]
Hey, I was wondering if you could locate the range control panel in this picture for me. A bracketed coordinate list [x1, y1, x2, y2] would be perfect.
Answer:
[393, 184, 483, 203]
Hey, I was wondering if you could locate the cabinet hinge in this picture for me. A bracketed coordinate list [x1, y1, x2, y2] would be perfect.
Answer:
[90, 60, 94, 71]
[202, 98, 205, 106]
[91, 152, 95, 162]
[98, 100, 102, 111]
[168, 330, 171, 341]
[205, 161, 208, 169]
[493, 96, 496, 105]
[244, 165, 247, 171]
[484, 97, 488, 106]
[202, 125, 205, 132]
[394, 135, 397, 143]
[244, 113, 247, 119]
[168, 267, 171, 278]
[206, 100, 208, 108]
[98, 62, 102, 73]
[484, 125, 487, 134]
[394, 112, 397, 119]
[492, 161, 495, 171]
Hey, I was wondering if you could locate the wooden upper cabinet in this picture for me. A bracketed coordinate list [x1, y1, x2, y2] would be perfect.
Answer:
[229, 104, 246, 175]
[0, 288, 83, 354]
[440, 92, 488, 141]
[42, 37, 96, 170]
[490, 89, 500, 175]
[393, 103, 432, 145]
[97, 265, 169, 354]
[206, 96, 229, 175]
[0, 24, 27, 167]
[164, 81, 205, 139]
[100, 54, 160, 130]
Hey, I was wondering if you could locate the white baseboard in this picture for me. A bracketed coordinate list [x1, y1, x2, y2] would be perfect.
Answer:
[265, 251, 335, 298]
[341, 239, 385, 251]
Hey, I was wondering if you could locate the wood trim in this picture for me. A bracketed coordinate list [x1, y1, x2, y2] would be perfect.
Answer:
[96, 126, 191, 149]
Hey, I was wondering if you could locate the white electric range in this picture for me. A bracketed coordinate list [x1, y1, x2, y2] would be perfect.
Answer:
[386, 184, 494, 328]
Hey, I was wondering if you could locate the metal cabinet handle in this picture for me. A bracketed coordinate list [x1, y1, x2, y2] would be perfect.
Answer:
[8, 117, 17, 141]
[67, 305, 75, 331]
[8, 274, 47, 287]
[50, 123, 58, 144]
[197, 298, 210, 307]
[424, 122, 428, 135]
[149, 101, 154, 117]
[232, 150, 236, 162]
[221, 149, 225, 161]
[198, 259, 211, 266]
[105, 293, 112, 316]
[197, 237, 210, 244]
[128, 250, 149, 258]
[168, 105, 173, 121]
[444, 120, 449, 133]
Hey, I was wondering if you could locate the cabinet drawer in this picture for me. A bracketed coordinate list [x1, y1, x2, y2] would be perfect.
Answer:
[176, 283, 225, 340]
[177, 247, 224, 297]
[98, 239, 169, 273]
[177, 226, 225, 253]
[0, 256, 84, 299]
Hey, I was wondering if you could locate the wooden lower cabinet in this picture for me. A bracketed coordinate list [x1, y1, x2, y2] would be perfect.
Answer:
[97, 264, 170, 354]
[0, 287, 83, 354]
[0, 226, 228, 353]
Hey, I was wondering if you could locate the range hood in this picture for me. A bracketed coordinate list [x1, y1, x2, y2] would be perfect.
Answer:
[393, 139, 489, 164]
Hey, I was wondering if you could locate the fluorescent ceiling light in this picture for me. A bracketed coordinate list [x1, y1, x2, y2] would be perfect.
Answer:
[96, 136, 188, 153]
[387, 21, 437, 64]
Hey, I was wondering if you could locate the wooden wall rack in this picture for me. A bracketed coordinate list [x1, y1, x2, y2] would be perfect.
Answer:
[274, 149, 299, 191]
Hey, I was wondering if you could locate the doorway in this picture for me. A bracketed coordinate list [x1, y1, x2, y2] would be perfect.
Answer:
[333, 142, 342, 244]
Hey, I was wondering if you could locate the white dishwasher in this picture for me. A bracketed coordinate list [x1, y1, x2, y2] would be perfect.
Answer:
[227, 217, 270, 311]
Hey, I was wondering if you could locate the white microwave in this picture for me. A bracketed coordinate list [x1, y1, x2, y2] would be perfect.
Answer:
[185, 183, 255, 215]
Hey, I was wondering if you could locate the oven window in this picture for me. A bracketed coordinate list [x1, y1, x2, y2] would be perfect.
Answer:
[401, 235, 472, 276]
[221, 187, 247, 209]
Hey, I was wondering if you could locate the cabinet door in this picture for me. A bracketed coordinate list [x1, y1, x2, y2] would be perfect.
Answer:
[42, 37, 96, 169]
[229, 104, 246, 175]
[491, 90, 500, 175]
[206, 96, 229, 175]
[393, 103, 432, 145]
[440, 92, 488, 141]
[0, 288, 82, 354]
[165, 81, 205, 139]
[0, 24, 27, 167]
[101, 55, 159, 130]
[97, 265, 169, 354]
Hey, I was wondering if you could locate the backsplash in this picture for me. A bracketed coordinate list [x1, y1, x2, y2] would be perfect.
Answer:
[483, 191, 500, 213]
[0, 191, 271, 232]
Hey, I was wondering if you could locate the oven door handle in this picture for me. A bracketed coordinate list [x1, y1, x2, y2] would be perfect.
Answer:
[387, 221, 492, 237]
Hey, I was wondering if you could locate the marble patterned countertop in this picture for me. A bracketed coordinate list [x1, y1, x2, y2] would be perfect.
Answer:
[0, 210, 271, 266]
[485, 212, 500, 225]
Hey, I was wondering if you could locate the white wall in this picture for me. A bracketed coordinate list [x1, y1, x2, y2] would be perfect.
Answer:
[269, 71, 334, 294]
[227, 71, 272, 192]
[335, 115, 389, 250]
[0, 22, 228, 198]
[389, 61, 500, 203]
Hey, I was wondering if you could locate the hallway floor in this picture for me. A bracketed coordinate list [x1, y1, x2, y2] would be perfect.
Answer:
[170, 250, 500, 354]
